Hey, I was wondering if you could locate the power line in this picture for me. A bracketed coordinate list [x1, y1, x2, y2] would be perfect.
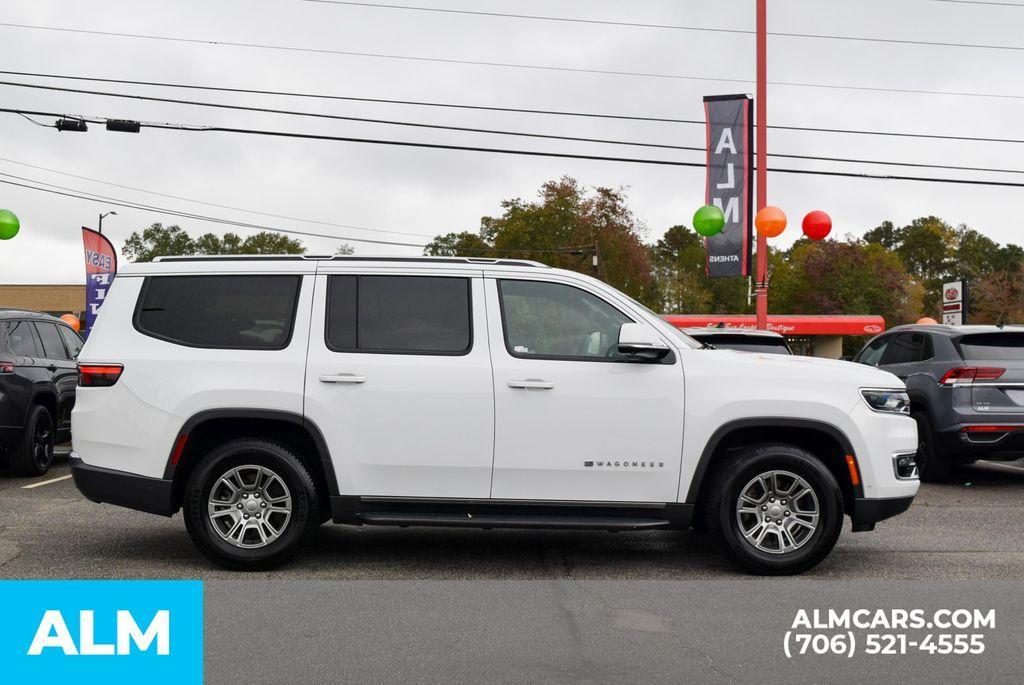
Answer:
[306, 0, 1024, 53]
[6, 89, 1024, 176]
[5, 23, 1024, 100]
[930, 0, 1024, 6]
[12, 70, 1024, 145]
[0, 172, 427, 247]
[0, 155, 432, 239]
[8, 107, 1024, 188]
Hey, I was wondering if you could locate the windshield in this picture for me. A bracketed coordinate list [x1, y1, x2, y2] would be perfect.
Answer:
[690, 334, 792, 354]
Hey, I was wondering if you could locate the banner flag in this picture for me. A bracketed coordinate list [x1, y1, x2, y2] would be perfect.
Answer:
[703, 94, 753, 278]
[81, 227, 118, 338]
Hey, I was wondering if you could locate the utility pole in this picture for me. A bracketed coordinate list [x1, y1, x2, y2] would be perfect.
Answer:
[98, 210, 117, 234]
[755, 0, 769, 330]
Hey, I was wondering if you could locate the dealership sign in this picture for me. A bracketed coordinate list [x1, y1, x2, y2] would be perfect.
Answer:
[663, 314, 886, 336]
[703, 94, 753, 278]
[81, 227, 118, 338]
[942, 279, 967, 326]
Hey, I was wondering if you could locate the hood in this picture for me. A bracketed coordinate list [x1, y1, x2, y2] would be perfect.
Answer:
[704, 349, 904, 388]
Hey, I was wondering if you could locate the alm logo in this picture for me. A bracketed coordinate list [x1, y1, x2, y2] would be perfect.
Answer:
[0, 580, 202, 685]
[28, 609, 170, 656]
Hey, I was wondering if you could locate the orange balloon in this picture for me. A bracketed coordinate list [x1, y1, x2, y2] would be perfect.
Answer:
[916, 317, 938, 325]
[755, 206, 787, 238]
[60, 314, 81, 332]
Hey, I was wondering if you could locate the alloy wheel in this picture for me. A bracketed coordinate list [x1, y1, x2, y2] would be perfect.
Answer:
[207, 465, 293, 549]
[735, 470, 819, 555]
[32, 417, 53, 471]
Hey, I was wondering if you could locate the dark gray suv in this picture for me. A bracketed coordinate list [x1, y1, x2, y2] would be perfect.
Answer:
[854, 324, 1024, 480]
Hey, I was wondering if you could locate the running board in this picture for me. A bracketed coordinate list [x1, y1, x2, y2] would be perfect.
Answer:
[329, 496, 693, 531]
[356, 511, 671, 530]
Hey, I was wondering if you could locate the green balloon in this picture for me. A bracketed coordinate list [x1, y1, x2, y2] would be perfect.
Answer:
[693, 204, 725, 237]
[0, 209, 20, 240]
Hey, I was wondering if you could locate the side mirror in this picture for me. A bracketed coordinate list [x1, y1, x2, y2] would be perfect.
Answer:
[617, 323, 671, 361]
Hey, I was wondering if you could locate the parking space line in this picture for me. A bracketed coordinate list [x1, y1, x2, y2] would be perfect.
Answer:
[21, 474, 72, 489]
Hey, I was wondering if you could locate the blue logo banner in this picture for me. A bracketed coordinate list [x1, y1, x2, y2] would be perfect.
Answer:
[0, 580, 203, 685]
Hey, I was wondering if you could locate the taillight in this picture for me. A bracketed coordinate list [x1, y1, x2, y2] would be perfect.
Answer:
[939, 367, 1005, 385]
[0, 362, 14, 374]
[78, 363, 124, 387]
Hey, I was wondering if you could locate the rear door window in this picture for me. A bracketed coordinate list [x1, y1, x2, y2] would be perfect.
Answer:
[881, 333, 932, 365]
[34, 322, 70, 360]
[4, 320, 41, 357]
[959, 333, 1024, 361]
[326, 275, 472, 355]
[135, 275, 302, 349]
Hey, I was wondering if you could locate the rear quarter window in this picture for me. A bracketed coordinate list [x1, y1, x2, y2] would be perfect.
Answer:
[134, 275, 302, 350]
[958, 333, 1024, 361]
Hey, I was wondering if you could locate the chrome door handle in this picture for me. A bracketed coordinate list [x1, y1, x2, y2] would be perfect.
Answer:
[507, 378, 554, 390]
[319, 373, 366, 384]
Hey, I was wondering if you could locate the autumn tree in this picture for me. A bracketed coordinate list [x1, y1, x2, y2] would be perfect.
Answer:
[648, 224, 750, 314]
[424, 177, 655, 303]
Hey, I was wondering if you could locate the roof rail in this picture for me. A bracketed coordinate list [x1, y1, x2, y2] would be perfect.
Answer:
[151, 254, 548, 267]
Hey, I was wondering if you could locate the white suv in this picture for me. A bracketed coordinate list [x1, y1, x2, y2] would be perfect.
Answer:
[70, 256, 919, 574]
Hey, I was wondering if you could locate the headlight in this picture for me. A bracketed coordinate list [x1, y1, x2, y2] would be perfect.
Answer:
[861, 389, 911, 415]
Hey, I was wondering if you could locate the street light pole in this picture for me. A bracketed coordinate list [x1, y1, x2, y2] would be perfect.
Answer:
[755, 0, 769, 330]
[98, 210, 117, 234]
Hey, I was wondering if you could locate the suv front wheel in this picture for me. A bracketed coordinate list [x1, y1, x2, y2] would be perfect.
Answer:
[704, 443, 844, 575]
[183, 439, 321, 571]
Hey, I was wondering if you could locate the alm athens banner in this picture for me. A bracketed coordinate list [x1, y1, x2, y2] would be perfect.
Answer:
[81, 227, 117, 338]
[703, 94, 753, 278]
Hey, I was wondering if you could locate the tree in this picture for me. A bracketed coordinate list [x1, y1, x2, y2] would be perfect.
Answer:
[648, 225, 749, 314]
[334, 244, 355, 256]
[971, 264, 1024, 324]
[122, 223, 305, 262]
[770, 237, 923, 328]
[424, 177, 655, 303]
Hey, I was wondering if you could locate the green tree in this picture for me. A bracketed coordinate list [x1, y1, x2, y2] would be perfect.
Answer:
[122, 223, 306, 262]
[424, 231, 492, 257]
[649, 224, 749, 314]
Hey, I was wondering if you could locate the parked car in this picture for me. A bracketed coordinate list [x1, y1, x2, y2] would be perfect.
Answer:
[70, 256, 918, 575]
[0, 309, 83, 476]
[853, 323, 1024, 480]
[679, 327, 792, 355]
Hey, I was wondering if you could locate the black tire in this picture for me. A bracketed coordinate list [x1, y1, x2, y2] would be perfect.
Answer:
[704, 443, 844, 575]
[912, 411, 950, 482]
[183, 439, 320, 571]
[9, 405, 55, 477]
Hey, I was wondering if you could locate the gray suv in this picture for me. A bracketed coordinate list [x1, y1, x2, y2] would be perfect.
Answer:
[854, 324, 1024, 480]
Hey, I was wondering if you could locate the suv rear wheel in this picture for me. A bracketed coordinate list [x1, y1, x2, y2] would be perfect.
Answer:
[9, 404, 55, 477]
[704, 443, 844, 575]
[183, 439, 320, 571]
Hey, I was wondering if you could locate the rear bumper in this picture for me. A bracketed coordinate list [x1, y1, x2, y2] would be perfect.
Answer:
[70, 453, 177, 517]
[936, 426, 1024, 460]
[850, 495, 914, 531]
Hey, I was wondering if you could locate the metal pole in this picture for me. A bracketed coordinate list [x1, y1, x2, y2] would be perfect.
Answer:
[98, 212, 103, 234]
[755, 0, 769, 330]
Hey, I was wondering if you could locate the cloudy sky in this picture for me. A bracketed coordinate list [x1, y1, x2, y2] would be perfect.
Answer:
[0, 0, 1022, 284]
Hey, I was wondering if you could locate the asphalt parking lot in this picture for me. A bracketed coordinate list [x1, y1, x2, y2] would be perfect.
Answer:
[2, 455, 1022, 683]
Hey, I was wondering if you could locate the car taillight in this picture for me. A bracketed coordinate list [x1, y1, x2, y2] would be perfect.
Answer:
[0, 362, 14, 374]
[939, 367, 1005, 385]
[78, 363, 124, 387]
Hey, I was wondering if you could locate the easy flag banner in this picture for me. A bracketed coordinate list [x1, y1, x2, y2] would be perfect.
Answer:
[81, 227, 117, 338]
[704, 94, 753, 278]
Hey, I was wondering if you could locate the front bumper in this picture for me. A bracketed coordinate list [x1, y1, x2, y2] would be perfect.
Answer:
[850, 495, 915, 532]
[70, 453, 177, 517]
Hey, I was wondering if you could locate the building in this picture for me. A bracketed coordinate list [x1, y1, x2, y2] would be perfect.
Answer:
[663, 314, 885, 359]
[0, 285, 85, 318]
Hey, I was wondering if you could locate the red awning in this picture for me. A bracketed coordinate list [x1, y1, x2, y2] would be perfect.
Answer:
[662, 314, 885, 336]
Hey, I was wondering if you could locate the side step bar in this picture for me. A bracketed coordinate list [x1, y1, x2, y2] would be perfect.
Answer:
[356, 511, 671, 530]
[330, 496, 694, 531]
